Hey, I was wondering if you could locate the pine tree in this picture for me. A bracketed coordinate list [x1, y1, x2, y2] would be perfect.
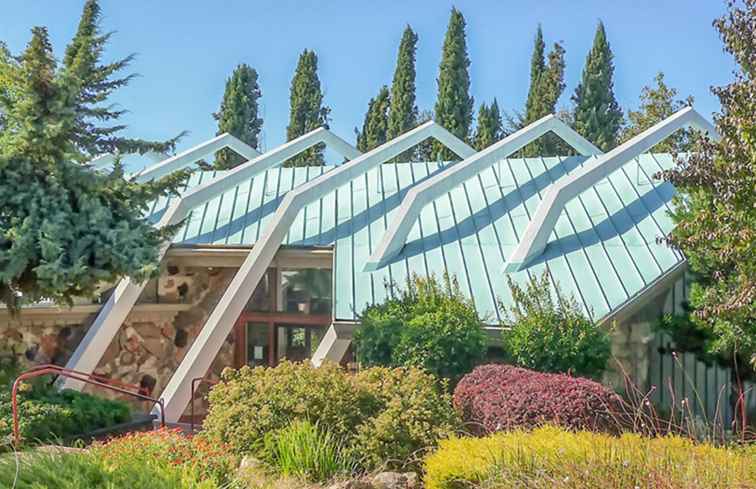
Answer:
[285, 49, 330, 166]
[387, 26, 419, 141]
[622, 72, 694, 152]
[433, 7, 474, 160]
[356, 85, 390, 152]
[0, 27, 185, 311]
[572, 21, 623, 152]
[473, 99, 503, 150]
[213, 64, 263, 169]
[62, 0, 181, 158]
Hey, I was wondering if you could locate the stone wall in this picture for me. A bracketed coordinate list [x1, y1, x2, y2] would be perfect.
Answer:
[1, 265, 239, 417]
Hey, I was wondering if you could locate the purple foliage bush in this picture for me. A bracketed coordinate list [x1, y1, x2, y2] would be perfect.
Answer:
[453, 364, 624, 435]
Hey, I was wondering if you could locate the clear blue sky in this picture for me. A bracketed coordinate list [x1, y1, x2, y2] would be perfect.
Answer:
[2, 1, 735, 163]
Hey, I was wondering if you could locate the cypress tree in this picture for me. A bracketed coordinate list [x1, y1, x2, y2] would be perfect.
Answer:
[433, 7, 474, 160]
[473, 99, 503, 150]
[356, 85, 390, 152]
[0, 27, 185, 310]
[285, 49, 330, 166]
[572, 21, 623, 152]
[387, 26, 419, 140]
[213, 64, 263, 169]
[62, 0, 182, 158]
[523, 26, 546, 125]
[414, 109, 435, 161]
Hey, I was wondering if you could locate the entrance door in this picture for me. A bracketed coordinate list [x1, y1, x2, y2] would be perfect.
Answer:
[236, 313, 330, 368]
[275, 324, 326, 363]
[245, 321, 272, 367]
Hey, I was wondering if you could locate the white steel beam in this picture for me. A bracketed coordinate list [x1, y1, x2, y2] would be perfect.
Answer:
[505, 107, 719, 272]
[132, 133, 263, 182]
[157, 121, 475, 421]
[61, 128, 360, 390]
[364, 114, 602, 271]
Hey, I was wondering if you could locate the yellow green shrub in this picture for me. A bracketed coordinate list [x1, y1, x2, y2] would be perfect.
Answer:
[424, 426, 756, 489]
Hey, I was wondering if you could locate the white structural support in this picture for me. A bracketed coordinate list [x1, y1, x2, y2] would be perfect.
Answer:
[62, 127, 361, 390]
[311, 323, 358, 367]
[132, 133, 263, 182]
[364, 114, 602, 271]
[88, 151, 167, 172]
[157, 121, 476, 421]
[505, 107, 719, 272]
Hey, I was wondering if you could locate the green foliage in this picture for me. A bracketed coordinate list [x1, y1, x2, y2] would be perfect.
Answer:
[387, 26, 419, 144]
[501, 272, 610, 378]
[424, 426, 756, 489]
[351, 367, 459, 470]
[62, 0, 182, 157]
[285, 49, 330, 166]
[572, 21, 624, 152]
[354, 274, 488, 381]
[202, 361, 459, 471]
[433, 7, 474, 160]
[356, 85, 390, 152]
[472, 99, 503, 150]
[660, 2, 756, 370]
[622, 72, 694, 151]
[0, 24, 188, 310]
[0, 373, 130, 445]
[263, 420, 353, 482]
[0, 448, 222, 489]
[214, 63, 263, 169]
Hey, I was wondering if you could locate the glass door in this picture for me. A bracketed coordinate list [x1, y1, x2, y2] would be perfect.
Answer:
[275, 324, 326, 363]
[245, 322, 272, 367]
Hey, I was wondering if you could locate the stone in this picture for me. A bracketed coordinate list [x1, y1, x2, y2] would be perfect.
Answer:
[125, 335, 141, 353]
[3, 328, 23, 342]
[160, 323, 176, 339]
[371, 472, 418, 489]
[239, 456, 264, 471]
[142, 338, 165, 357]
[328, 479, 374, 489]
[119, 351, 135, 366]
[132, 322, 162, 340]
[39, 334, 59, 360]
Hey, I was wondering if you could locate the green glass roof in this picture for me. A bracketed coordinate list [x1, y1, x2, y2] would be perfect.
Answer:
[148, 153, 683, 324]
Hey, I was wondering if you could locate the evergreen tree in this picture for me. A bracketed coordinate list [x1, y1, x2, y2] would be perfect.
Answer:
[62, 0, 181, 158]
[523, 26, 546, 125]
[0, 27, 185, 311]
[414, 109, 435, 161]
[213, 64, 263, 169]
[622, 72, 694, 152]
[572, 21, 623, 152]
[356, 85, 390, 152]
[433, 7, 474, 160]
[285, 49, 330, 166]
[387, 25, 419, 162]
[473, 99, 503, 150]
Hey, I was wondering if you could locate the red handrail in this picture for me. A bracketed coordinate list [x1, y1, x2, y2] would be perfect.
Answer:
[11, 364, 166, 447]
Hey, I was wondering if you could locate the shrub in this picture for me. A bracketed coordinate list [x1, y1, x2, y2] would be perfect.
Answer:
[501, 272, 610, 378]
[202, 361, 460, 471]
[95, 428, 238, 486]
[351, 367, 459, 470]
[355, 274, 487, 381]
[0, 447, 222, 489]
[424, 425, 756, 489]
[453, 364, 623, 434]
[263, 420, 353, 482]
[0, 374, 131, 445]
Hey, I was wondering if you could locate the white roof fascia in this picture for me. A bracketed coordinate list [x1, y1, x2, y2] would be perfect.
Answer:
[364, 114, 602, 271]
[155, 121, 475, 422]
[60, 127, 360, 390]
[504, 107, 719, 272]
[132, 133, 263, 182]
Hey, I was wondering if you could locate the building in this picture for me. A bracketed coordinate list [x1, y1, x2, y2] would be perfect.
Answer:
[2, 107, 730, 423]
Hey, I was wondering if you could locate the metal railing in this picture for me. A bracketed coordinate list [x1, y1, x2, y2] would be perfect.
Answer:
[11, 364, 166, 447]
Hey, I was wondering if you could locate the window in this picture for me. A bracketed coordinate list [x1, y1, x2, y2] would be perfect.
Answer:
[279, 268, 332, 315]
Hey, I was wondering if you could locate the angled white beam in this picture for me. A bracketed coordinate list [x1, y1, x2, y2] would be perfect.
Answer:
[61, 127, 360, 390]
[157, 121, 475, 421]
[88, 153, 117, 170]
[505, 107, 719, 272]
[132, 133, 263, 182]
[364, 114, 602, 271]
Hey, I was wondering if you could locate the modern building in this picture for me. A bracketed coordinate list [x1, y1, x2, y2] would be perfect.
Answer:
[3, 107, 736, 423]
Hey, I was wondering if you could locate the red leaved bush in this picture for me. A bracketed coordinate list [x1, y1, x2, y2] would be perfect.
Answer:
[453, 364, 624, 435]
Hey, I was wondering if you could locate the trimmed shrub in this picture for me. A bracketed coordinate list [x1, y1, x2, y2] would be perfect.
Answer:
[501, 272, 610, 378]
[351, 367, 459, 469]
[453, 364, 623, 434]
[202, 361, 460, 471]
[424, 426, 756, 489]
[355, 274, 488, 381]
[96, 428, 238, 486]
[263, 420, 353, 482]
